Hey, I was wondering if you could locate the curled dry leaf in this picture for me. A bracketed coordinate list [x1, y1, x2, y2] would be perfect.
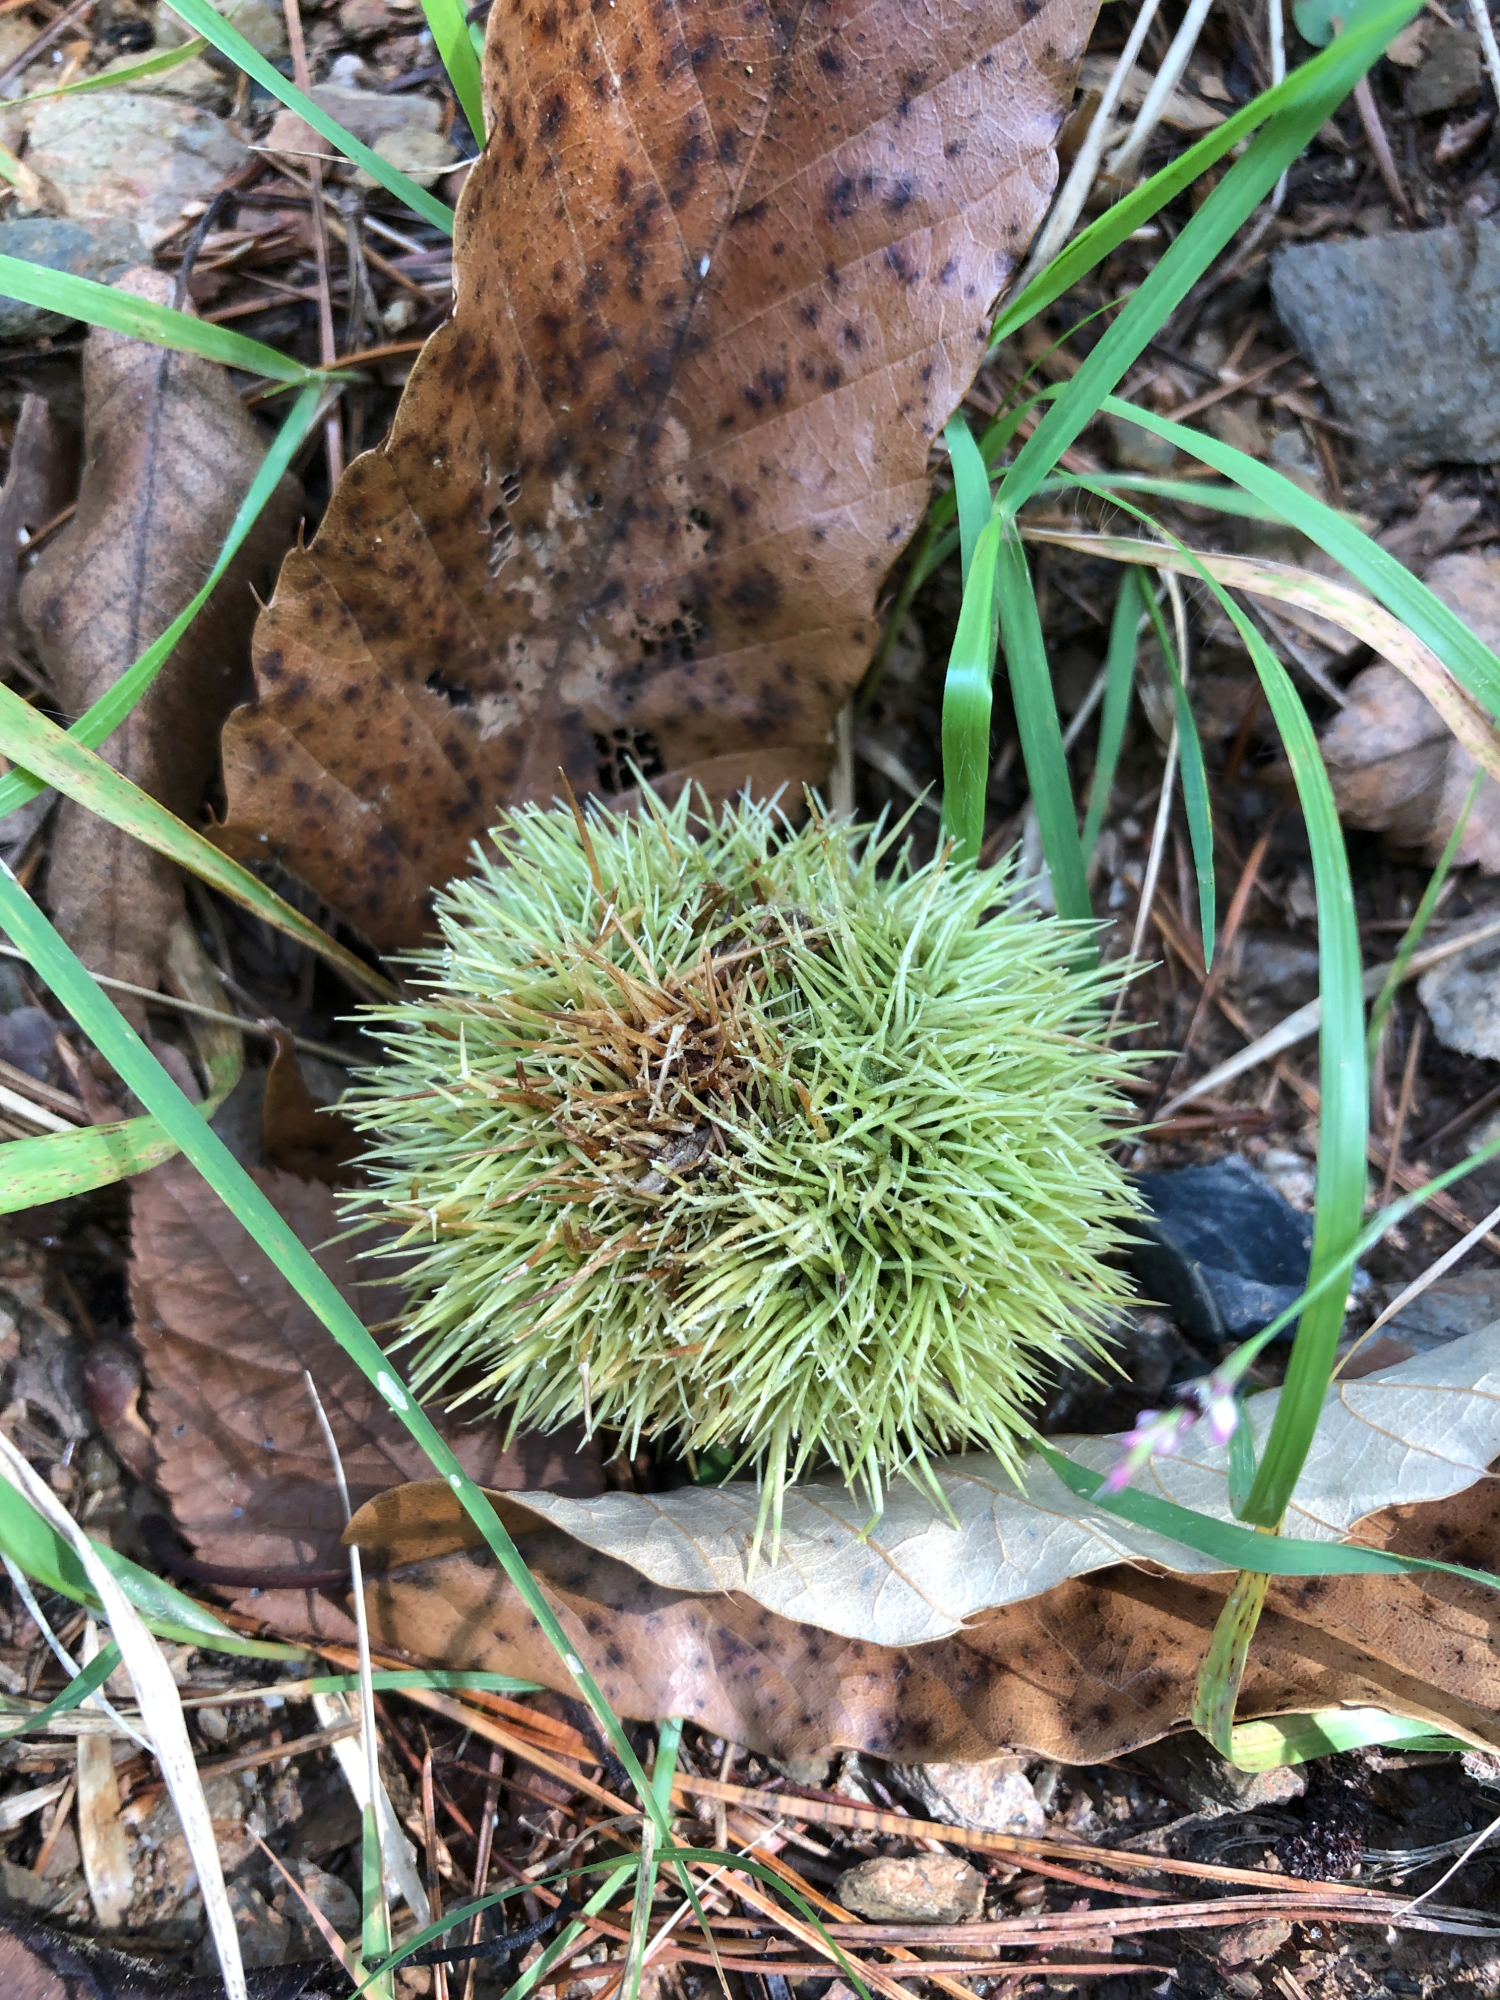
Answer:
[124, 1155, 602, 1626]
[345, 1325, 1500, 1647]
[216, 0, 1094, 950]
[18, 268, 300, 1010]
[1318, 553, 1500, 870]
[347, 1469, 1500, 1764]
[0, 1906, 342, 2000]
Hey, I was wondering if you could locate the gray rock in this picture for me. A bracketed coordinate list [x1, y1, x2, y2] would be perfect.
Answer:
[1385, 1269, 1500, 1347]
[0, 218, 138, 342]
[1419, 936, 1500, 1058]
[1405, 26, 1482, 117]
[889, 1758, 1045, 1836]
[1133, 1732, 1305, 1816]
[1272, 220, 1500, 465]
[25, 93, 249, 251]
[835, 1855, 985, 1923]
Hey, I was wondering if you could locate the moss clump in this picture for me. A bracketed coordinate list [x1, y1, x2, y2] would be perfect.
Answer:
[341, 791, 1143, 1557]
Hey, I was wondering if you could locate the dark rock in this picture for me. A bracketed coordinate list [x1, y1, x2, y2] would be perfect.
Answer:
[1129, 1155, 1315, 1343]
[1272, 220, 1500, 465]
[0, 218, 139, 343]
[1133, 1732, 1306, 1816]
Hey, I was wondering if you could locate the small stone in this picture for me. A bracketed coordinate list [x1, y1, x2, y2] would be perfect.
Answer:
[339, 0, 400, 35]
[356, 123, 459, 190]
[768, 1753, 834, 1787]
[1133, 1733, 1306, 1817]
[279, 1857, 359, 1952]
[155, 0, 286, 58]
[1405, 25, 1482, 118]
[835, 1855, 986, 1924]
[0, 218, 139, 341]
[889, 1759, 1045, 1836]
[267, 80, 442, 151]
[24, 94, 249, 251]
[1106, 411, 1178, 472]
[1217, 1916, 1293, 1968]
[221, 1883, 294, 1969]
[1419, 937, 1500, 1059]
[101, 48, 233, 109]
[1272, 220, 1500, 466]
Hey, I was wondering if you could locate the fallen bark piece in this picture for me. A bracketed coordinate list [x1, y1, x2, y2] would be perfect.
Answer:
[217, 0, 1095, 949]
[836, 1857, 986, 1924]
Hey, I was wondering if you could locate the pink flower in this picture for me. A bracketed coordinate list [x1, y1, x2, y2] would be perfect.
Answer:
[1102, 1369, 1241, 1493]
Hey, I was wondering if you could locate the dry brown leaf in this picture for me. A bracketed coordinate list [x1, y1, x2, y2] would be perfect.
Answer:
[125, 1155, 602, 1619]
[1318, 552, 1500, 870]
[215, 0, 1093, 950]
[0, 393, 78, 665]
[259, 1030, 359, 1183]
[345, 1474, 1500, 1763]
[18, 268, 300, 1009]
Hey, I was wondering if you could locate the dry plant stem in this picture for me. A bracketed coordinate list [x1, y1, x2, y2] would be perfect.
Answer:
[1157, 908, 1500, 1113]
[1269, 0, 1290, 209]
[1013, 0, 1166, 287]
[1352, 73, 1414, 222]
[464, 1746, 503, 2000]
[278, 0, 342, 483]
[1105, 0, 1216, 179]
[0, 942, 355, 1064]
[1467, 0, 1500, 102]
[0, 0, 93, 93]
[1155, 822, 1275, 1104]
[421, 1748, 449, 2000]
[1378, 1014, 1424, 1208]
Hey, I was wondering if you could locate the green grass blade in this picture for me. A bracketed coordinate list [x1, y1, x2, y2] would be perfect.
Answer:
[5, 36, 208, 101]
[0, 683, 391, 998]
[1140, 567, 1216, 962]
[0, 382, 326, 826]
[302, 1670, 543, 1697]
[1228, 1709, 1473, 1768]
[1080, 569, 1140, 861]
[944, 412, 992, 587]
[0, 1642, 120, 1739]
[939, 513, 1002, 866]
[0, 256, 331, 384]
[997, 35, 1398, 519]
[994, 517, 1091, 924]
[0, 861, 664, 1828]
[1046, 473, 1282, 520]
[0, 1478, 299, 1658]
[0, 1093, 232, 1213]
[1367, 771, 1480, 1060]
[1036, 1442, 1500, 1593]
[990, 0, 1421, 347]
[164, 0, 455, 234]
[1098, 395, 1500, 721]
[1192, 1568, 1270, 1755]
[1227, 1402, 1258, 1516]
[418, 0, 484, 145]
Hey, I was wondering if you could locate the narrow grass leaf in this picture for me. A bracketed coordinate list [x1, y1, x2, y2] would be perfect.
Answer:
[5, 36, 208, 100]
[997, 22, 1404, 518]
[939, 512, 1002, 866]
[0, 1093, 232, 1214]
[418, 0, 485, 147]
[990, 0, 1421, 347]
[164, 0, 455, 234]
[0, 1643, 120, 1740]
[0, 382, 326, 827]
[0, 1429, 248, 2000]
[1140, 561, 1215, 961]
[0, 256, 329, 384]
[994, 518, 1091, 924]
[1367, 771, 1481, 1060]
[1229, 1710, 1474, 1769]
[1080, 569, 1140, 861]
[1192, 1567, 1271, 1755]
[1037, 1440, 1500, 1592]
[0, 684, 392, 998]
[1227, 1401, 1258, 1517]
[0, 1478, 300, 1658]
[1095, 396, 1500, 721]
[0, 863, 664, 1832]
[944, 413, 992, 587]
